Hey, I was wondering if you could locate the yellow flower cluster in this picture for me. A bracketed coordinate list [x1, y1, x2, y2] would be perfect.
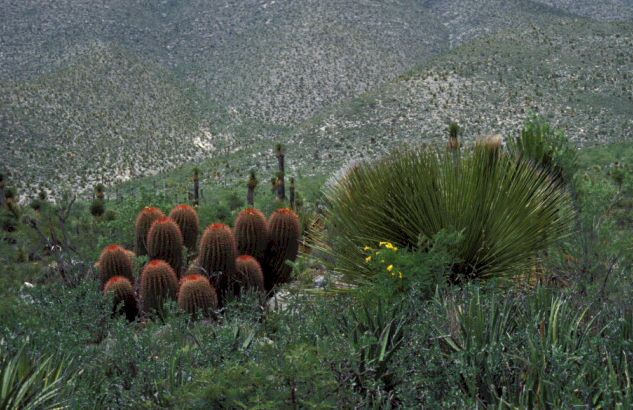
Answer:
[363, 242, 404, 279]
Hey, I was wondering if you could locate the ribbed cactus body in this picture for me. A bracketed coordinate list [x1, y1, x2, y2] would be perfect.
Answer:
[198, 223, 237, 302]
[234, 208, 269, 260]
[135, 207, 165, 256]
[98, 244, 135, 286]
[178, 274, 217, 318]
[147, 216, 184, 276]
[169, 204, 199, 251]
[140, 260, 178, 317]
[104, 276, 138, 321]
[265, 208, 301, 289]
[234, 255, 265, 296]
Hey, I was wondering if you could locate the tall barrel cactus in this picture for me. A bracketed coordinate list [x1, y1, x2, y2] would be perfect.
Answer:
[234, 208, 269, 260]
[104, 276, 138, 321]
[198, 223, 237, 302]
[140, 260, 179, 317]
[265, 208, 301, 289]
[135, 207, 165, 256]
[169, 204, 199, 252]
[234, 255, 265, 296]
[178, 274, 218, 319]
[98, 244, 135, 286]
[147, 216, 184, 276]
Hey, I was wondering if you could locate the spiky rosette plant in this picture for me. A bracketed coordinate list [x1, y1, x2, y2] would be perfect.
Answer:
[103, 276, 138, 321]
[234, 208, 269, 260]
[97, 244, 135, 287]
[198, 223, 237, 302]
[234, 255, 265, 296]
[169, 204, 199, 252]
[178, 274, 218, 319]
[147, 216, 184, 276]
[135, 207, 165, 256]
[321, 141, 572, 287]
[265, 208, 301, 289]
[140, 260, 179, 317]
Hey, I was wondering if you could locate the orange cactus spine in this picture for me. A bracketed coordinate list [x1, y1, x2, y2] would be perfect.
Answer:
[134, 207, 165, 256]
[198, 223, 237, 303]
[178, 274, 218, 319]
[265, 208, 301, 290]
[147, 216, 184, 276]
[234, 208, 269, 261]
[140, 260, 179, 318]
[169, 204, 200, 252]
[104, 276, 138, 321]
[97, 244, 134, 286]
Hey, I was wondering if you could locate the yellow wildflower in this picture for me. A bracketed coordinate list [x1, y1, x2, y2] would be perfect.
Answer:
[387, 264, 394, 272]
[363, 245, 372, 252]
[365, 255, 372, 263]
[398, 272, 404, 279]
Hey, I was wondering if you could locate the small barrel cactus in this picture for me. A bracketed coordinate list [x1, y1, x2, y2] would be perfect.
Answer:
[265, 208, 301, 290]
[234, 208, 269, 260]
[234, 255, 265, 296]
[147, 216, 184, 276]
[178, 274, 218, 319]
[98, 244, 135, 286]
[169, 204, 200, 252]
[104, 276, 138, 321]
[198, 223, 237, 303]
[135, 207, 165, 256]
[140, 259, 179, 317]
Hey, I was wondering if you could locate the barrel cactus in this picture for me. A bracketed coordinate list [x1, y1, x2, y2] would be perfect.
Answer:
[198, 223, 237, 302]
[140, 259, 179, 317]
[147, 216, 184, 276]
[135, 207, 165, 256]
[234, 255, 265, 296]
[265, 208, 301, 289]
[178, 274, 218, 319]
[104, 276, 138, 321]
[169, 204, 199, 252]
[234, 208, 269, 260]
[98, 244, 135, 287]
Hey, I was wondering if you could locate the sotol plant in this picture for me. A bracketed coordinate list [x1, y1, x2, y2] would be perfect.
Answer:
[97, 244, 135, 287]
[265, 208, 301, 290]
[322, 138, 572, 286]
[140, 259, 179, 317]
[135, 207, 165, 256]
[234, 208, 269, 260]
[147, 216, 184, 276]
[169, 204, 199, 252]
[178, 274, 218, 319]
[104, 276, 138, 321]
[198, 223, 238, 302]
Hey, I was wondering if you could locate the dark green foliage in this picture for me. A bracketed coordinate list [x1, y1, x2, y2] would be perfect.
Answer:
[226, 192, 243, 211]
[89, 199, 105, 217]
[322, 141, 572, 285]
[265, 208, 301, 289]
[234, 255, 265, 296]
[97, 244, 134, 287]
[104, 275, 138, 321]
[134, 207, 165, 256]
[198, 223, 237, 302]
[247, 170, 258, 206]
[169, 204, 199, 252]
[177, 274, 217, 319]
[234, 208, 269, 260]
[140, 259, 179, 317]
[94, 183, 105, 200]
[147, 216, 184, 276]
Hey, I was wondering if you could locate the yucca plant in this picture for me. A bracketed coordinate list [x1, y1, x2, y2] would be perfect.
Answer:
[0, 347, 73, 410]
[321, 140, 572, 286]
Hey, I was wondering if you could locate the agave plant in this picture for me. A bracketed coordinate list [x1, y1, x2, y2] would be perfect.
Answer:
[321, 139, 572, 286]
[0, 347, 73, 409]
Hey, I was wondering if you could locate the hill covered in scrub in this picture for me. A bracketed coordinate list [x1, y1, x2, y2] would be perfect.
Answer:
[2, 1, 633, 198]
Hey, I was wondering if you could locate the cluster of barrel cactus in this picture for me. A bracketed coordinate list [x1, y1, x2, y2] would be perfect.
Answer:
[98, 204, 301, 321]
